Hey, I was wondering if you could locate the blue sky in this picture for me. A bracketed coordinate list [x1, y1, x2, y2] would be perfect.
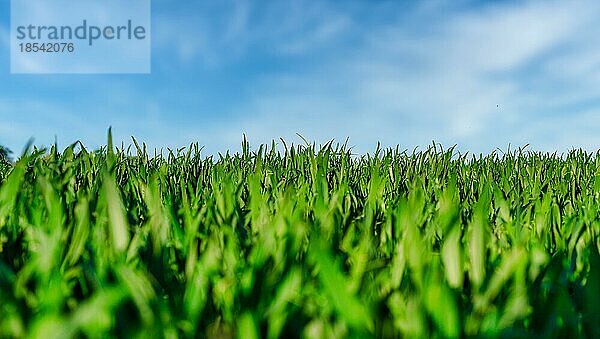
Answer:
[1, 0, 600, 155]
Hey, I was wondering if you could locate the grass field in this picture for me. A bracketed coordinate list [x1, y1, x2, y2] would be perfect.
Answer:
[0, 133, 598, 338]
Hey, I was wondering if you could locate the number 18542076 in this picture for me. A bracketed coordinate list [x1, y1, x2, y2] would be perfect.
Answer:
[19, 42, 75, 53]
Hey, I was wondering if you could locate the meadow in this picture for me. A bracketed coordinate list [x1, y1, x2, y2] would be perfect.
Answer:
[0, 133, 598, 338]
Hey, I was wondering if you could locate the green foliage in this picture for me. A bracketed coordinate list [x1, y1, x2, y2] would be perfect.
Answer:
[0, 146, 12, 182]
[0, 137, 599, 338]
[0, 146, 11, 160]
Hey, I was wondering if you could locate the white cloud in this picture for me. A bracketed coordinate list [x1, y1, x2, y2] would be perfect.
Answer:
[442, 1, 587, 72]
[510, 109, 600, 152]
[6, 1, 600, 155]
[213, 0, 600, 154]
[276, 15, 350, 55]
[153, 0, 352, 67]
[0, 88, 201, 153]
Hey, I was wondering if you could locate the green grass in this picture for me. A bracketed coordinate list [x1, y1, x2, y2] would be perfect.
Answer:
[0, 133, 598, 338]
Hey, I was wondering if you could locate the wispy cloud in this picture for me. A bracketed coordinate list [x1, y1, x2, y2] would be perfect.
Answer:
[153, 0, 353, 67]
[3, 1, 600, 154]
[212, 0, 600, 153]
[0, 83, 202, 152]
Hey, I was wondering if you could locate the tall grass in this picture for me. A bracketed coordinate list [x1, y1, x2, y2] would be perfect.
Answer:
[0, 133, 598, 338]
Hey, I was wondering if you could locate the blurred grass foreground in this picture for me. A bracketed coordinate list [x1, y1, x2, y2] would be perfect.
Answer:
[0, 133, 598, 338]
